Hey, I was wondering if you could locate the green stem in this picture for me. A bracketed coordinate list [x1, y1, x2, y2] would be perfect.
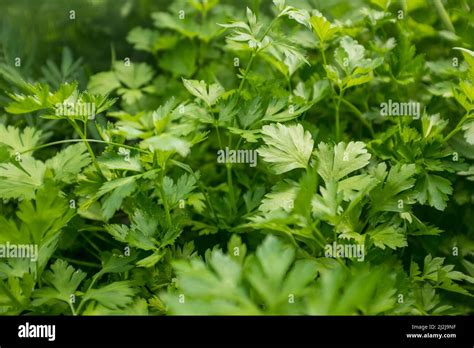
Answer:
[443, 113, 472, 142]
[311, 225, 328, 249]
[199, 180, 220, 224]
[76, 271, 101, 314]
[61, 257, 101, 269]
[68, 119, 102, 174]
[339, 98, 375, 136]
[36, 262, 41, 287]
[335, 88, 345, 141]
[287, 75, 292, 92]
[197, 7, 208, 73]
[398, 114, 403, 135]
[215, 124, 223, 149]
[21, 138, 150, 155]
[170, 159, 220, 224]
[78, 228, 112, 244]
[83, 119, 88, 138]
[78, 226, 107, 232]
[235, 137, 244, 151]
[433, 0, 455, 32]
[461, 0, 470, 11]
[79, 231, 103, 256]
[320, 40, 327, 66]
[227, 134, 237, 214]
[238, 52, 256, 94]
[262, 15, 280, 41]
[68, 301, 77, 316]
[226, 163, 236, 214]
[237, 14, 280, 95]
[215, 123, 237, 214]
[159, 171, 172, 227]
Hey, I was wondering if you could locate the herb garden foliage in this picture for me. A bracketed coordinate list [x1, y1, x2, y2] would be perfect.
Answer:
[0, 0, 473, 316]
